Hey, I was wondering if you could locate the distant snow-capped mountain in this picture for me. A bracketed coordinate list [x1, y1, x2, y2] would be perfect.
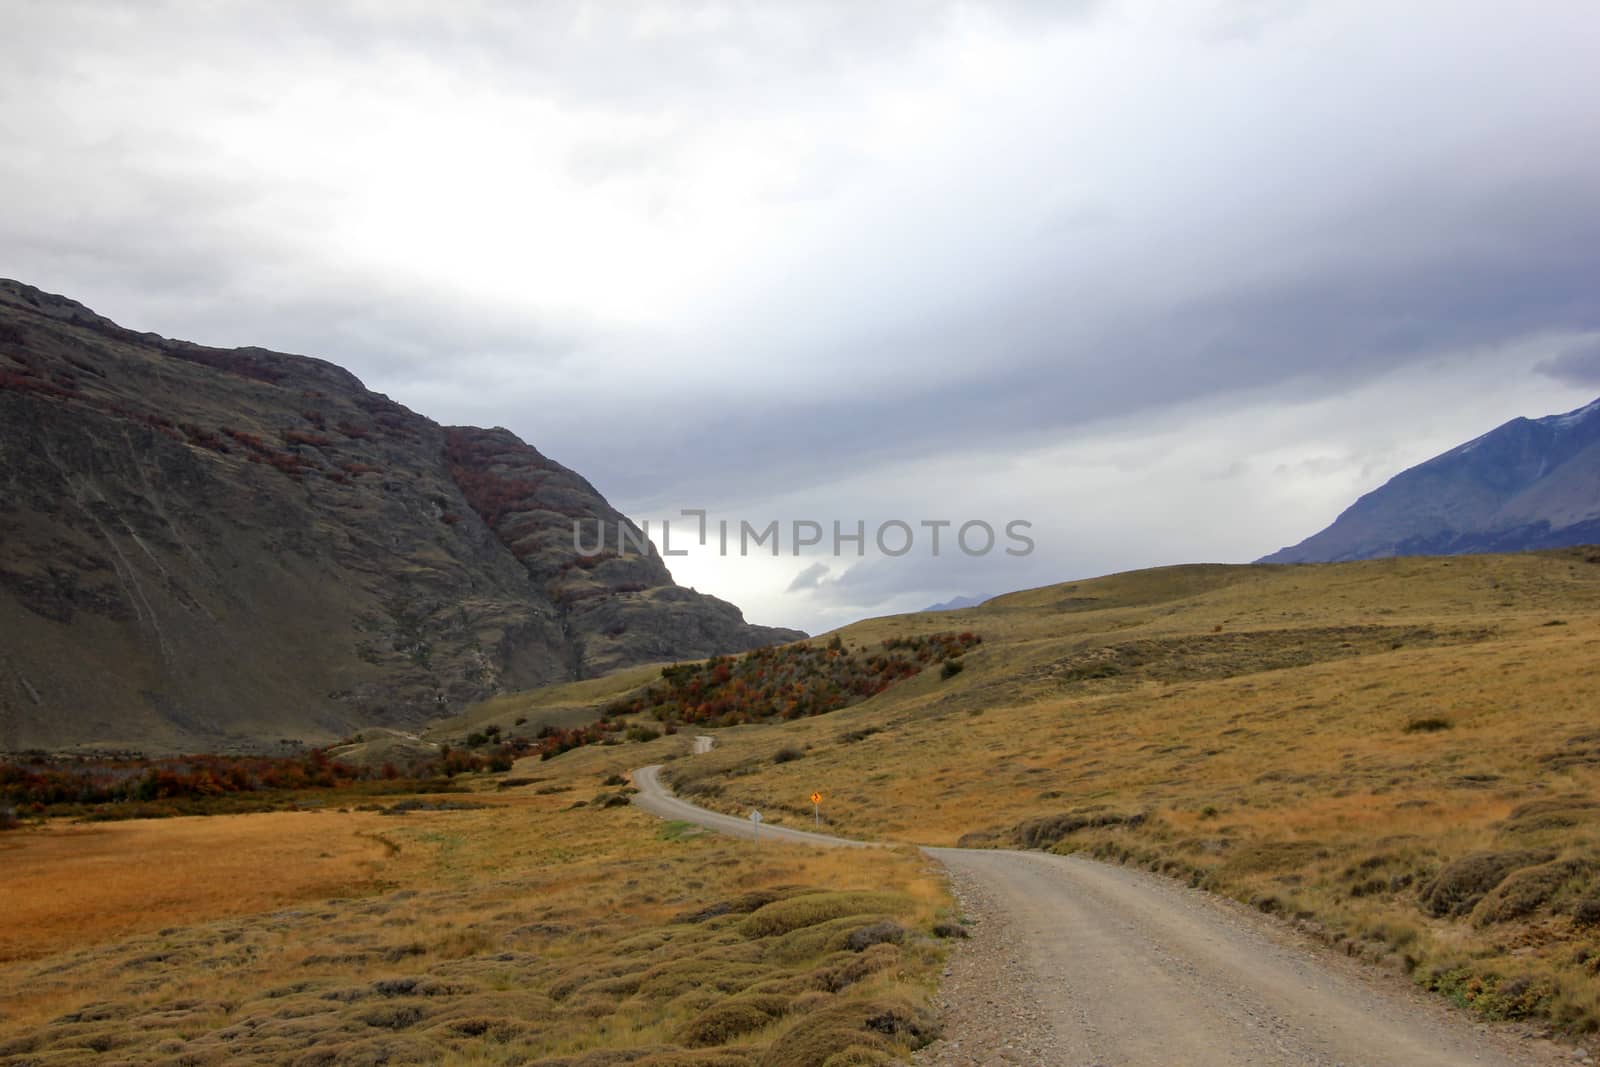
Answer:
[1260, 397, 1600, 563]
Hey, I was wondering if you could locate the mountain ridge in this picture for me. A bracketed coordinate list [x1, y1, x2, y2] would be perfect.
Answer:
[1260, 396, 1600, 564]
[0, 279, 802, 752]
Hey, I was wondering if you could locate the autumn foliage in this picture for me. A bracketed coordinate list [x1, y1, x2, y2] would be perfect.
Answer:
[533, 632, 982, 759]
[444, 428, 554, 529]
[0, 742, 526, 821]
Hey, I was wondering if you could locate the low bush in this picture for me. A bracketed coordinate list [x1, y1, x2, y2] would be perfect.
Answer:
[1422, 968, 1557, 1022]
[1418, 850, 1554, 918]
[1015, 808, 1143, 849]
[741, 893, 906, 939]
[1403, 716, 1453, 733]
[678, 995, 791, 1047]
[843, 921, 904, 952]
[758, 997, 936, 1067]
[1473, 856, 1597, 926]
[1502, 797, 1600, 835]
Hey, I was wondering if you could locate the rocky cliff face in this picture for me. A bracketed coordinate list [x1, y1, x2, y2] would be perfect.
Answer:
[1261, 397, 1600, 564]
[0, 280, 802, 752]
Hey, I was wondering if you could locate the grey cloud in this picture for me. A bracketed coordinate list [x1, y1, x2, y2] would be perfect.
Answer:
[581, 175, 1600, 507]
[1535, 340, 1600, 387]
[785, 561, 832, 593]
[6, 1, 1599, 626]
[824, 552, 1045, 608]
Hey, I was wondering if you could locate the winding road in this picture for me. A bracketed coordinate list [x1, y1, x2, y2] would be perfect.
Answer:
[632, 762, 1562, 1067]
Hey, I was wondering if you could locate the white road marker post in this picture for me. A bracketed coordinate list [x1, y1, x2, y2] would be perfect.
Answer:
[749, 809, 762, 841]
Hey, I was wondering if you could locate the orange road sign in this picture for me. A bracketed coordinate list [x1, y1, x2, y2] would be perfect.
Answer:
[810, 792, 823, 805]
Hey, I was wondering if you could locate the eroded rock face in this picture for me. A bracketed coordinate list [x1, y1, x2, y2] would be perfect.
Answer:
[0, 280, 803, 752]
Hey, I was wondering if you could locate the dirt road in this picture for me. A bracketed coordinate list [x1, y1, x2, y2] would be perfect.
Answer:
[630, 764, 1564, 1067]
[631, 764, 867, 847]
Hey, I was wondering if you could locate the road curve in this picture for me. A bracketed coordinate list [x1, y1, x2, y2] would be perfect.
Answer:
[632, 764, 869, 847]
[631, 763, 1556, 1067]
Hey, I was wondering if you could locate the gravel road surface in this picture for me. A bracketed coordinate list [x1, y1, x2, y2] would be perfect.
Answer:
[630, 764, 1572, 1066]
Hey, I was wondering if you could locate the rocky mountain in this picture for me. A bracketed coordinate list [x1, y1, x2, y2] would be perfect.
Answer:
[0, 280, 802, 752]
[1261, 397, 1600, 564]
[922, 594, 993, 612]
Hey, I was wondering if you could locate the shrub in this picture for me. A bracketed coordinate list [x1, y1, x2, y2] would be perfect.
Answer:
[1473, 856, 1597, 926]
[940, 658, 964, 680]
[1502, 797, 1600, 835]
[599, 633, 981, 744]
[741, 893, 906, 939]
[1015, 808, 1143, 849]
[678, 995, 790, 1046]
[773, 746, 805, 764]
[1404, 716, 1453, 733]
[758, 998, 936, 1067]
[843, 921, 904, 952]
[1418, 850, 1554, 917]
[674, 890, 793, 925]
[1423, 968, 1556, 1022]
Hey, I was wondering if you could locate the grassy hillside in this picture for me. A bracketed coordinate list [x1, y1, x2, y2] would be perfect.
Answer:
[646, 549, 1600, 1031]
[422, 664, 666, 744]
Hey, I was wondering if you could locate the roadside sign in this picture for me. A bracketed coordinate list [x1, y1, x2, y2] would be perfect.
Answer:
[810, 791, 822, 828]
[749, 810, 762, 838]
[810, 792, 822, 804]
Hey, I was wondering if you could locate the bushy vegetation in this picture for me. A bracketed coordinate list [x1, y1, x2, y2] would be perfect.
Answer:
[444, 427, 553, 531]
[532, 633, 980, 760]
[0, 742, 527, 822]
[623, 633, 979, 729]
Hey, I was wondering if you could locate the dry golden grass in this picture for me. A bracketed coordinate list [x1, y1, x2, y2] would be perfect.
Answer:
[0, 810, 414, 963]
[425, 663, 664, 742]
[649, 549, 1600, 1030]
[0, 777, 950, 1065]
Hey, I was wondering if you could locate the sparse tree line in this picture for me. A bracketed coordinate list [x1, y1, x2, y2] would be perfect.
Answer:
[0, 742, 520, 821]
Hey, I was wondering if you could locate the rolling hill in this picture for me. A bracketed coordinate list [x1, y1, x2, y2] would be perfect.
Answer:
[535, 549, 1600, 1031]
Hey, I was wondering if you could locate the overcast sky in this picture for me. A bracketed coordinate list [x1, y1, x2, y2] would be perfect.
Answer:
[5, 1, 1600, 634]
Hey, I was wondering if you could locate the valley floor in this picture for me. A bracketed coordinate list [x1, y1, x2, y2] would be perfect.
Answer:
[0, 773, 951, 1065]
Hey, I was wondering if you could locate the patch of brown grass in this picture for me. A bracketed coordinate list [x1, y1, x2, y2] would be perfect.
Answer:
[0, 778, 949, 1064]
[0, 809, 416, 963]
